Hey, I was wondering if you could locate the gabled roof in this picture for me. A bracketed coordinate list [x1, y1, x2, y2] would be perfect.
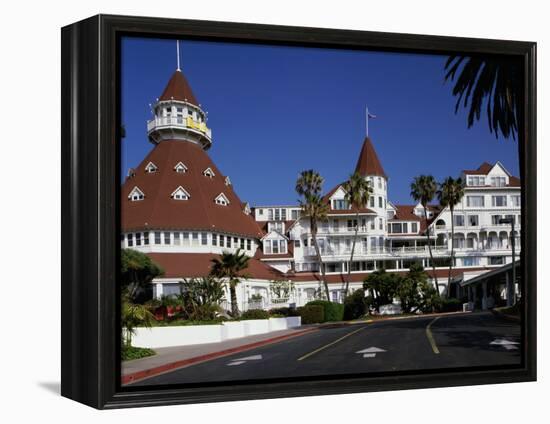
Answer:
[158, 70, 199, 105]
[355, 137, 387, 178]
[121, 140, 263, 238]
[321, 182, 376, 215]
[462, 161, 521, 187]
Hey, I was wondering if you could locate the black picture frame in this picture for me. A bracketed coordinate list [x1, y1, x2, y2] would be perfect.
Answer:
[61, 14, 537, 409]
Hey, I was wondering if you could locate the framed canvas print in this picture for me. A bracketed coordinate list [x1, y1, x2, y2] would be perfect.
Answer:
[61, 14, 537, 409]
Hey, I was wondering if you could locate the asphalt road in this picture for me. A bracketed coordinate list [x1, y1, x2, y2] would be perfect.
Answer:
[132, 312, 521, 387]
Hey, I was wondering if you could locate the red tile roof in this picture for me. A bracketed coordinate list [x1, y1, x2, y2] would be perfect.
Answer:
[285, 266, 491, 284]
[355, 137, 387, 178]
[121, 140, 263, 238]
[463, 162, 493, 175]
[159, 70, 199, 105]
[148, 252, 285, 280]
[390, 204, 422, 222]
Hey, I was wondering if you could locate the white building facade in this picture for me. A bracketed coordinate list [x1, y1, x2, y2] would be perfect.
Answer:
[122, 64, 521, 310]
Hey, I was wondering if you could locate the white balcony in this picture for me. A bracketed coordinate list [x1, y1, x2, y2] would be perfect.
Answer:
[302, 245, 450, 258]
[147, 116, 212, 139]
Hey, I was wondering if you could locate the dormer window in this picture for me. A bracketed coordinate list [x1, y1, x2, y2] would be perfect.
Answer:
[225, 176, 231, 186]
[128, 186, 145, 201]
[332, 199, 349, 210]
[215, 193, 230, 206]
[171, 186, 190, 201]
[170, 186, 191, 200]
[174, 162, 188, 173]
[490, 176, 506, 187]
[467, 176, 485, 186]
[145, 162, 158, 173]
[203, 167, 215, 178]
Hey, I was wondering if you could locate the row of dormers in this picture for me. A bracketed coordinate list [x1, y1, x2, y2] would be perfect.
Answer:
[139, 162, 231, 186]
[128, 186, 230, 206]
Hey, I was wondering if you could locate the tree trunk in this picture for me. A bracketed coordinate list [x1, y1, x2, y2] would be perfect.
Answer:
[230, 282, 239, 317]
[424, 205, 440, 296]
[447, 207, 455, 297]
[344, 212, 360, 296]
[311, 221, 330, 302]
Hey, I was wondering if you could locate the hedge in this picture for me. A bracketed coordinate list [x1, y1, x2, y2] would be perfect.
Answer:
[268, 307, 300, 317]
[343, 289, 367, 320]
[239, 309, 270, 320]
[438, 298, 462, 313]
[306, 300, 344, 322]
[297, 305, 324, 324]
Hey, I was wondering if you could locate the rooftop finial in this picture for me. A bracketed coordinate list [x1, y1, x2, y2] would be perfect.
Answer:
[176, 40, 181, 72]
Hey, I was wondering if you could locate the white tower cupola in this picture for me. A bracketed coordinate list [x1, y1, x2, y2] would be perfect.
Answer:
[147, 42, 212, 149]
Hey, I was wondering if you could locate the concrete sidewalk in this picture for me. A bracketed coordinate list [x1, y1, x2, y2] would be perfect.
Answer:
[122, 326, 316, 384]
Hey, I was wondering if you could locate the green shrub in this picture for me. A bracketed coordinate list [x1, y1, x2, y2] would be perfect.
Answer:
[343, 289, 367, 320]
[268, 307, 300, 317]
[439, 297, 462, 312]
[240, 309, 270, 320]
[306, 300, 344, 322]
[297, 305, 324, 324]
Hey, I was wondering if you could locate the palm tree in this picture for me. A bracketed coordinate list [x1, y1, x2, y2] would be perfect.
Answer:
[410, 175, 440, 296]
[121, 291, 155, 347]
[296, 170, 330, 301]
[437, 177, 465, 294]
[444, 56, 522, 140]
[210, 249, 250, 317]
[342, 172, 372, 296]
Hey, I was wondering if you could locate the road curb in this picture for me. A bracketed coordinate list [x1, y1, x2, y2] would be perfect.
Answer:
[490, 309, 521, 324]
[122, 327, 318, 385]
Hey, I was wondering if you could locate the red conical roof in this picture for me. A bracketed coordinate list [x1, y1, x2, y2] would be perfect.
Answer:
[355, 137, 387, 178]
[121, 140, 262, 238]
[159, 70, 199, 105]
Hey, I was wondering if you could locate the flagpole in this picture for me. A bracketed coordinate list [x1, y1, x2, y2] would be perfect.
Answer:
[366, 105, 369, 137]
[176, 40, 181, 71]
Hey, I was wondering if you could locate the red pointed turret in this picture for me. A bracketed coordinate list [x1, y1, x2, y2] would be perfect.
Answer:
[159, 70, 199, 105]
[355, 137, 387, 178]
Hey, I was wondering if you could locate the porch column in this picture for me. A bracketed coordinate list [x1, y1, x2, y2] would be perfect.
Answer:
[481, 281, 488, 310]
[155, 282, 163, 299]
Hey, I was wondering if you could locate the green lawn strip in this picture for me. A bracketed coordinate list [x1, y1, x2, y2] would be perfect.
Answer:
[122, 345, 156, 361]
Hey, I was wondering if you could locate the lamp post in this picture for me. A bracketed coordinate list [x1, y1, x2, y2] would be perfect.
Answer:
[499, 217, 516, 305]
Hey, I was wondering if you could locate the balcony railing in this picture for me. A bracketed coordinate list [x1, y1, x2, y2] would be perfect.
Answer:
[302, 243, 520, 258]
[147, 116, 212, 138]
[303, 245, 449, 258]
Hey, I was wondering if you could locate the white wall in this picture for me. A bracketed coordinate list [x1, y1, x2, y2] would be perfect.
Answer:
[6, 1, 546, 423]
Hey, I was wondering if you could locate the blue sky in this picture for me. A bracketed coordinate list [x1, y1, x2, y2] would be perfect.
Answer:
[121, 37, 520, 205]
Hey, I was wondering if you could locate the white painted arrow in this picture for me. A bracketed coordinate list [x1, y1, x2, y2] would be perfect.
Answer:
[490, 339, 519, 351]
[227, 354, 263, 366]
[356, 347, 387, 358]
[235, 355, 262, 361]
